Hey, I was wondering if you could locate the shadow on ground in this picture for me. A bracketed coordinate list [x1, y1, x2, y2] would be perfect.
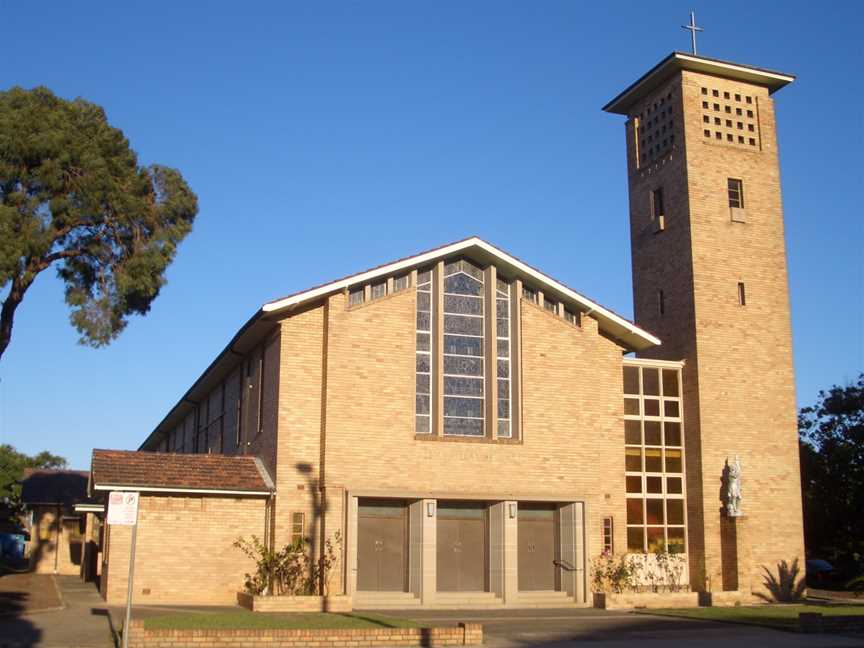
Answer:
[0, 570, 43, 647]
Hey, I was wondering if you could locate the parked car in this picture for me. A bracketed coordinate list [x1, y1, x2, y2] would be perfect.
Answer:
[806, 558, 841, 589]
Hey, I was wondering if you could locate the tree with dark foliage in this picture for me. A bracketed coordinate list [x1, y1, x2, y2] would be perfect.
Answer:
[0, 87, 197, 361]
[799, 373, 864, 579]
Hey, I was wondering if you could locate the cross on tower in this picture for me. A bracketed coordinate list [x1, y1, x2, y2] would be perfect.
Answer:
[681, 10, 704, 55]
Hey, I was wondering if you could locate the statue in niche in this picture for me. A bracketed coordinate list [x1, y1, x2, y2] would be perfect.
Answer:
[724, 456, 743, 517]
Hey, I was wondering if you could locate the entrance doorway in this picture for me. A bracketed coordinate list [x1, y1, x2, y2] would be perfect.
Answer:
[436, 501, 488, 592]
[357, 499, 407, 592]
[518, 502, 558, 591]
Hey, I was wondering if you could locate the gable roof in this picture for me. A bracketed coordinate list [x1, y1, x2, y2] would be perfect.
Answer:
[603, 51, 795, 115]
[21, 469, 92, 507]
[140, 237, 658, 450]
[263, 237, 659, 349]
[90, 449, 273, 495]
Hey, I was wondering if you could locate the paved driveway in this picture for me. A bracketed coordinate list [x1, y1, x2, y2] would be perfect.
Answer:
[382, 608, 864, 647]
[0, 575, 115, 648]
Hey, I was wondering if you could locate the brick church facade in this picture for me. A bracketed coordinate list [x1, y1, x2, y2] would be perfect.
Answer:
[91, 51, 804, 608]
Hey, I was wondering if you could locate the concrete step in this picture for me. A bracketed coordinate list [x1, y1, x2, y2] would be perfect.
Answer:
[428, 591, 504, 609]
[512, 590, 576, 607]
[354, 591, 422, 609]
[435, 591, 499, 599]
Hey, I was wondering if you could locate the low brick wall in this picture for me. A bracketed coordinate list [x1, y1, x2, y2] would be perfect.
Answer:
[126, 620, 483, 647]
[701, 591, 754, 607]
[593, 591, 699, 609]
[236, 591, 353, 612]
[799, 613, 864, 634]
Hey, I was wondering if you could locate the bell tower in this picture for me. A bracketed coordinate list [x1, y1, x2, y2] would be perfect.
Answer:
[604, 52, 804, 593]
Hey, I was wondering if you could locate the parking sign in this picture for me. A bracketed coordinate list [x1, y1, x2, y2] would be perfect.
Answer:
[107, 491, 139, 526]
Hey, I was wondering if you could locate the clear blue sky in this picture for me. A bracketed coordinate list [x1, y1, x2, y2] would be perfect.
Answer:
[1, 1, 861, 469]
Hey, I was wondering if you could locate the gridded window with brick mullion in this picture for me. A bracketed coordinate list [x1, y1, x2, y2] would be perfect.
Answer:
[635, 90, 676, 167]
[700, 87, 759, 148]
[623, 364, 686, 554]
[442, 260, 485, 437]
[415, 268, 433, 434]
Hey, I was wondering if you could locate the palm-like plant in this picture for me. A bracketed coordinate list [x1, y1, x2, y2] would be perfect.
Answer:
[755, 558, 807, 602]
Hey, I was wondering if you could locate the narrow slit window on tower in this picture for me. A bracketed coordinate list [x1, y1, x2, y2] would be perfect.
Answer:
[657, 289, 665, 316]
[737, 282, 747, 306]
[650, 187, 665, 220]
[728, 178, 744, 208]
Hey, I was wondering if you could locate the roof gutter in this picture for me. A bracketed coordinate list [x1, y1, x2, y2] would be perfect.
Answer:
[92, 484, 271, 496]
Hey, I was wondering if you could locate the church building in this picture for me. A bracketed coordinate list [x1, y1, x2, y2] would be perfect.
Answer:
[90, 50, 804, 608]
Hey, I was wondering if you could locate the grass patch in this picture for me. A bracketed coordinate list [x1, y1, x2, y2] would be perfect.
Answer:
[638, 605, 864, 630]
[143, 611, 425, 631]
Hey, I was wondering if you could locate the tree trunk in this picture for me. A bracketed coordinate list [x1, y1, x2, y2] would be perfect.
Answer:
[0, 275, 28, 362]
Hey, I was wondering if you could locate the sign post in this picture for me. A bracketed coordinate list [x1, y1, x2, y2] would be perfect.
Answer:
[107, 491, 140, 648]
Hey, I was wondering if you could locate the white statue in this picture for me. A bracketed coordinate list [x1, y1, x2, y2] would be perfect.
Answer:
[726, 456, 743, 517]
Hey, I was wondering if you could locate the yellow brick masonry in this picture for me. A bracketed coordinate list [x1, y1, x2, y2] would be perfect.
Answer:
[29, 506, 82, 575]
[270, 286, 628, 593]
[126, 619, 483, 648]
[626, 69, 804, 593]
[103, 494, 266, 605]
[681, 71, 803, 593]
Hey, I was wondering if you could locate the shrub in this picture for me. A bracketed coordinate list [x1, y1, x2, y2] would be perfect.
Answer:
[234, 531, 342, 596]
[592, 550, 687, 594]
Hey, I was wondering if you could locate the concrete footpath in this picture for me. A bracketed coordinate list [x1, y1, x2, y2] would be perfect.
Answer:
[0, 575, 115, 648]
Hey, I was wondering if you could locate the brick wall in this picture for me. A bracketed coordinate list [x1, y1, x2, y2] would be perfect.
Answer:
[269, 286, 628, 591]
[246, 331, 281, 478]
[29, 506, 83, 576]
[625, 68, 804, 592]
[103, 494, 267, 605]
[126, 620, 483, 648]
[272, 304, 326, 558]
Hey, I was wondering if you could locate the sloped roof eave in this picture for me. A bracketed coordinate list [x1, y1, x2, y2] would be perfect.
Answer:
[261, 237, 660, 351]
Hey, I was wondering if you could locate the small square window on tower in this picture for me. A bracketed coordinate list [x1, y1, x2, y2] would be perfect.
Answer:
[728, 178, 744, 208]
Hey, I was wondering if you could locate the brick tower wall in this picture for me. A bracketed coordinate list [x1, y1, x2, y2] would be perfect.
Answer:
[625, 68, 804, 594]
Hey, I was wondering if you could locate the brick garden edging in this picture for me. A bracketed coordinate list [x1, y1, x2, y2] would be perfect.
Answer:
[593, 591, 699, 609]
[236, 591, 353, 612]
[126, 619, 483, 647]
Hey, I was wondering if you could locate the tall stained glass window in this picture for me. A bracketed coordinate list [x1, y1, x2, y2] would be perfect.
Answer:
[496, 278, 512, 438]
[415, 268, 433, 434]
[442, 260, 485, 436]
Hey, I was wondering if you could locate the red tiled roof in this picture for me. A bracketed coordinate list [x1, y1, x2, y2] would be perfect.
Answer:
[90, 450, 272, 494]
